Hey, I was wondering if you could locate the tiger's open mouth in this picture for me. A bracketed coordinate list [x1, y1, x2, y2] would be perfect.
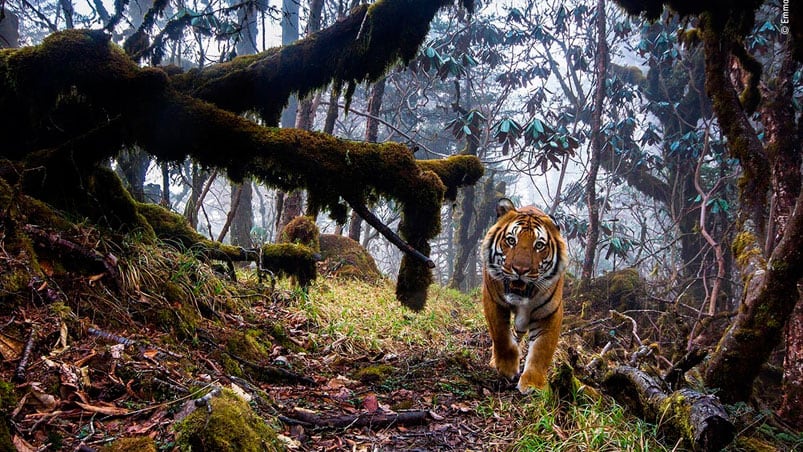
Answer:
[504, 278, 536, 298]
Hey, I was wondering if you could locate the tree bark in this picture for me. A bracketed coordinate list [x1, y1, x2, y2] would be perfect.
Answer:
[780, 289, 803, 428]
[230, 180, 254, 247]
[581, 0, 607, 283]
[704, 185, 803, 403]
[700, 17, 802, 405]
[604, 366, 734, 451]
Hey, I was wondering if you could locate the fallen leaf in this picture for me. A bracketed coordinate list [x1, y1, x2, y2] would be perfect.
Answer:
[13, 435, 36, 452]
[429, 410, 445, 421]
[28, 384, 58, 411]
[0, 331, 23, 361]
[362, 393, 379, 412]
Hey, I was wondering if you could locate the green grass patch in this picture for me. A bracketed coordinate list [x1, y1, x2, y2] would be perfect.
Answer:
[508, 389, 667, 452]
[300, 280, 485, 353]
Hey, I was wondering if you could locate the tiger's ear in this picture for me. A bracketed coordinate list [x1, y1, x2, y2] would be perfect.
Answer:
[496, 198, 516, 218]
[548, 214, 561, 231]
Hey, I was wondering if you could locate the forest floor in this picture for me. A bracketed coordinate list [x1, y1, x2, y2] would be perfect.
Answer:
[1, 248, 801, 451]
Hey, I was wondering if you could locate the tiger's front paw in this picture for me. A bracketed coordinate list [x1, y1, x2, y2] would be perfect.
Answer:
[516, 369, 547, 394]
[490, 348, 520, 379]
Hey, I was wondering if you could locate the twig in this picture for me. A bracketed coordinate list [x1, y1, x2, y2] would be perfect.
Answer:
[610, 310, 642, 346]
[87, 327, 136, 346]
[23, 224, 119, 285]
[663, 347, 708, 390]
[217, 184, 244, 242]
[347, 199, 434, 269]
[13, 325, 37, 382]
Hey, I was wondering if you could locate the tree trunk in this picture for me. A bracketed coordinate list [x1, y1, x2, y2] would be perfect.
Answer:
[780, 288, 803, 429]
[0, 7, 20, 48]
[183, 162, 210, 229]
[115, 146, 150, 202]
[581, 0, 607, 283]
[230, 180, 254, 247]
[276, 0, 303, 229]
[704, 187, 803, 403]
[277, 191, 304, 237]
[160, 162, 170, 207]
[701, 19, 802, 404]
[227, 0, 259, 248]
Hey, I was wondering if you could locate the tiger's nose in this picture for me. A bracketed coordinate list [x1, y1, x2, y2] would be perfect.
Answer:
[512, 264, 530, 276]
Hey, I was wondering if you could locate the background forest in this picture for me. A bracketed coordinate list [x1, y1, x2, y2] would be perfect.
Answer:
[1, 0, 803, 450]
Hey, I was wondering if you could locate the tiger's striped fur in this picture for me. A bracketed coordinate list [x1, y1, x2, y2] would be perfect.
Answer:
[480, 198, 568, 393]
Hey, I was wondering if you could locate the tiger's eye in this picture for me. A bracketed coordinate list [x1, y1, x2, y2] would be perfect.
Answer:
[534, 241, 546, 251]
[505, 236, 516, 246]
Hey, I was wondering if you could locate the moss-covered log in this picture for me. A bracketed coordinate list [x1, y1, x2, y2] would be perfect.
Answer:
[0, 11, 484, 308]
[139, 202, 318, 286]
[604, 365, 735, 451]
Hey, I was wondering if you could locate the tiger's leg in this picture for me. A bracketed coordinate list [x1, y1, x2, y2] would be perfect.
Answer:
[518, 302, 563, 393]
[482, 290, 519, 379]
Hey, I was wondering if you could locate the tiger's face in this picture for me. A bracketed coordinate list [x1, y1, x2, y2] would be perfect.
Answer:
[482, 198, 567, 301]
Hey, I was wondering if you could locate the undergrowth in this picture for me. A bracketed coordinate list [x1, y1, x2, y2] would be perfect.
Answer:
[280, 277, 680, 451]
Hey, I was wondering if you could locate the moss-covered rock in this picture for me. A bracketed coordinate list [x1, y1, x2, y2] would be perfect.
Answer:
[353, 364, 395, 384]
[174, 389, 283, 452]
[278, 216, 320, 252]
[226, 329, 270, 363]
[576, 268, 647, 316]
[319, 234, 382, 281]
[99, 436, 157, 452]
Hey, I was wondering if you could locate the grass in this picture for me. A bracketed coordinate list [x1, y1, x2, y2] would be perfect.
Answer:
[299, 279, 485, 354]
[510, 388, 670, 452]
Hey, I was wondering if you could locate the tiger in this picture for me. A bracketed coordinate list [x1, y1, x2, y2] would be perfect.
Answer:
[480, 198, 568, 393]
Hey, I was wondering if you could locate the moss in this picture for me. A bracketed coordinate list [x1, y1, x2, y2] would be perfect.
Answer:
[155, 302, 200, 340]
[226, 330, 270, 363]
[174, 388, 282, 452]
[582, 268, 647, 315]
[260, 243, 317, 287]
[319, 234, 382, 281]
[267, 322, 302, 352]
[0, 380, 17, 452]
[278, 216, 320, 252]
[353, 364, 395, 384]
[99, 436, 157, 452]
[732, 231, 764, 269]
[417, 155, 484, 201]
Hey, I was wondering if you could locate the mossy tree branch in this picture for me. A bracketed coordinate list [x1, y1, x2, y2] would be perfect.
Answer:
[0, 21, 483, 309]
[169, 0, 473, 124]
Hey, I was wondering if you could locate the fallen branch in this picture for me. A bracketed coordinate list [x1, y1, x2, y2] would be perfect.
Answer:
[13, 325, 36, 382]
[603, 365, 734, 451]
[663, 347, 708, 390]
[347, 199, 434, 269]
[225, 351, 316, 387]
[23, 224, 119, 285]
[281, 407, 429, 429]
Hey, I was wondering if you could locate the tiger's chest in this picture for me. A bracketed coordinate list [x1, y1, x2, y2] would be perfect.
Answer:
[503, 285, 560, 334]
